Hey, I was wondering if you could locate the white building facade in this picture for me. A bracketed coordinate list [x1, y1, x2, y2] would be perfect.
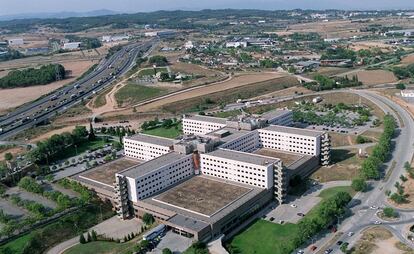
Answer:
[123, 134, 174, 161]
[182, 115, 227, 135]
[258, 126, 322, 156]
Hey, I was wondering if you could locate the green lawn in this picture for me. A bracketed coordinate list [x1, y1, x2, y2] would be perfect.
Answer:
[0, 233, 32, 253]
[63, 241, 136, 254]
[318, 186, 355, 200]
[115, 84, 167, 107]
[137, 67, 168, 78]
[55, 137, 115, 161]
[142, 123, 182, 139]
[228, 186, 355, 254]
[230, 220, 299, 254]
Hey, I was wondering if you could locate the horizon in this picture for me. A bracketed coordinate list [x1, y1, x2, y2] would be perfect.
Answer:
[0, 0, 414, 17]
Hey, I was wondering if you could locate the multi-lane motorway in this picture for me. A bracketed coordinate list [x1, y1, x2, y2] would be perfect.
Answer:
[0, 39, 157, 141]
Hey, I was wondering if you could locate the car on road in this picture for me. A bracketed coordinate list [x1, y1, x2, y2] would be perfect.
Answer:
[336, 241, 343, 246]
[279, 220, 284, 224]
[310, 245, 317, 251]
[370, 206, 378, 210]
[324, 249, 333, 254]
[290, 204, 297, 208]
[297, 213, 305, 217]
[374, 220, 382, 225]
[269, 217, 275, 222]
[297, 250, 304, 254]
[347, 232, 354, 236]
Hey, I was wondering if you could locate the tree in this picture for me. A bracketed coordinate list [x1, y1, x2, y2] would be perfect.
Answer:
[87, 232, 92, 242]
[351, 178, 367, 192]
[79, 233, 86, 244]
[383, 207, 397, 218]
[142, 213, 154, 225]
[396, 83, 406, 90]
[4, 153, 13, 161]
[91, 230, 98, 241]
[88, 121, 96, 141]
[162, 248, 173, 254]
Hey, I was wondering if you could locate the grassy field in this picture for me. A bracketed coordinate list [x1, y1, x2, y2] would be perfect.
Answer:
[93, 87, 111, 108]
[62, 137, 113, 157]
[142, 123, 182, 139]
[63, 241, 136, 254]
[137, 67, 168, 78]
[162, 76, 298, 113]
[115, 84, 167, 107]
[228, 186, 355, 254]
[311, 149, 363, 182]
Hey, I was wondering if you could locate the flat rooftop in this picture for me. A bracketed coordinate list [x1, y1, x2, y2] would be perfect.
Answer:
[152, 176, 251, 217]
[206, 127, 250, 143]
[125, 133, 175, 147]
[118, 152, 189, 179]
[205, 148, 280, 166]
[261, 109, 292, 119]
[184, 115, 227, 125]
[261, 125, 323, 137]
[254, 148, 302, 166]
[79, 157, 142, 186]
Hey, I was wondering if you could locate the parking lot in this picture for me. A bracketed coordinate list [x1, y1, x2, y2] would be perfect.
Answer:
[264, 195, 322, 224]
[6, 187, 57, 209]
[149, 231, 193, 254]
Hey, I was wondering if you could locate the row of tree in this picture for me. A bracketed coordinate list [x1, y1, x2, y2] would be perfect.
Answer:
[28, 126, 89, 164]
[352, 114, 396, 192]
[0, 64, 66, 89]
[305, 75, 362, 91]
[282, 192, 352, 253]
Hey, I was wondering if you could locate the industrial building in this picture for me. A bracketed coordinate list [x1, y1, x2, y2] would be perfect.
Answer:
[75, 109, 330, 242]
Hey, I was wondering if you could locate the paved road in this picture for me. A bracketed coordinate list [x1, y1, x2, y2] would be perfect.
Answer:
[0, 39, 158, 141]
[301, 90, 414, 254]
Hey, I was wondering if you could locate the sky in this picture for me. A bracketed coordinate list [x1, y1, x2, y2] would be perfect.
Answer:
[0, 0, 414, 16]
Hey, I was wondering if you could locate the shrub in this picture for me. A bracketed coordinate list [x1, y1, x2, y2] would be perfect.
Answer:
[383, 207, 398, 218]
[351, 178, 367, 192]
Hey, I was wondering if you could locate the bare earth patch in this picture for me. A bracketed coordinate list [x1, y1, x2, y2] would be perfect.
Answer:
[345, 70, 398, 86]
[352, 227, 413, 254]
[0, 60, 97, 112]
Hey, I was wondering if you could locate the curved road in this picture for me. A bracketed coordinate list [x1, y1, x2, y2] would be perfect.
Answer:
[307, 90, 414, 254]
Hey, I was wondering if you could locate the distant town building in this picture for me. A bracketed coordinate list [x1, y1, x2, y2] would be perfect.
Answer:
[102, 35, 130, 43]
[7, 38, 24, 46]
[184, 41, 194, 50]
[63, 42, 81, 50]
[401, 90, 414, 98]
[385, 29, 414, 37]
[226, 41, 248, 48]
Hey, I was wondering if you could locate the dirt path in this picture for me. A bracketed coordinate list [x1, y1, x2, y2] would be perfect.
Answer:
[100, 71, 288, 118]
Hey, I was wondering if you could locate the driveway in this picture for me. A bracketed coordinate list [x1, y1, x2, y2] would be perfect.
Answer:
[149, 231, 193, 254]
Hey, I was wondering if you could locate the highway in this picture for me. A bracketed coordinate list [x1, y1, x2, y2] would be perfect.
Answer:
[0, 39, 158, 141]
[304, 90, 414, 254]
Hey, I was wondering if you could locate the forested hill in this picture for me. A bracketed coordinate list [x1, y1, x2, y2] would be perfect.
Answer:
[0, 64, 66, 89]
[0, 9, 399, 34]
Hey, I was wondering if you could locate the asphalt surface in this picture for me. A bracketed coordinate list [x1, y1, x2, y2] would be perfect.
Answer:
[300, 90, 414, 254]
[0, 39, 158, 141]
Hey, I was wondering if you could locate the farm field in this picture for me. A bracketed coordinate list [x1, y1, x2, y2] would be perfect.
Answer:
[345, 70, 397, 86]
